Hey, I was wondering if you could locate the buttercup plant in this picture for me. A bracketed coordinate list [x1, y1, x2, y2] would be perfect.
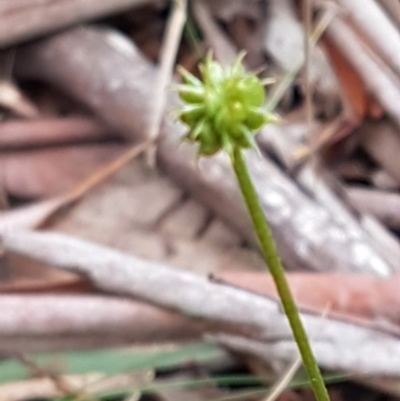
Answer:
[177, 53, 330, 401]
[176, 52, 278, 157]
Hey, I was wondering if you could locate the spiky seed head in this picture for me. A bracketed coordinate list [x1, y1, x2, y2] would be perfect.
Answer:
[177, 52, 279, 157]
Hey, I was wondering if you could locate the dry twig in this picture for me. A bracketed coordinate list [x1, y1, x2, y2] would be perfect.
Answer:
[3, 230, 400, 375]
[325, 15, 400, 130]
[15, 26, 396, 275]
[0, 0, 155, 47]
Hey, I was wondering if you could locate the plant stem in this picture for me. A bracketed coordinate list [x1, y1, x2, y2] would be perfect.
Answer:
[231, 147, 330, 401]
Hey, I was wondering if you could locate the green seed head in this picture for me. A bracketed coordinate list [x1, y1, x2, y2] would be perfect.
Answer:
[177, 52, 278, 157]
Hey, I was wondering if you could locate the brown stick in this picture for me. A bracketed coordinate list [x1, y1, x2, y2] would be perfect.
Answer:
[0, 0, 154, 47]
[0, 117, 111, 148]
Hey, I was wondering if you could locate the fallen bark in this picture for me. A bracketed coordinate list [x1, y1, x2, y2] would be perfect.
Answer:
[3, 230, 400, 376]
[2, 270, 400, 353]
[0, 294, 205, 353]
[15, 27, 156, 142]
[0, 0, 155, 48]
[14, 26, 395, 275]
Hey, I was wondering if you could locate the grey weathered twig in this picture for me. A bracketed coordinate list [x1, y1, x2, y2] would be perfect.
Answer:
[16, 27, 157, 141]
[3, 230, 400, 376]
[0, 294, 205, 353]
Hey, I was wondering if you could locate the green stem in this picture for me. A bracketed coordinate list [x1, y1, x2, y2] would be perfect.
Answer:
[231, 147, 330, 401]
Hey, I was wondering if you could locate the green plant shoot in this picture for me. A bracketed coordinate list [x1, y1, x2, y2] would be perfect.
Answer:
[176, 52, 330, 401]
